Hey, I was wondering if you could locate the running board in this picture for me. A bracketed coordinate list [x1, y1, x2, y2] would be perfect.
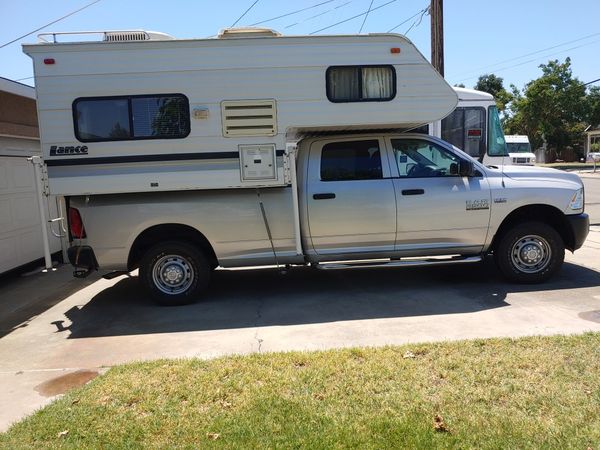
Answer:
[314, 255, 483, 270]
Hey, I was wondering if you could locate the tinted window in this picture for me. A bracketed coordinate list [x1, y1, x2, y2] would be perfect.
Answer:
[391, 139, 462, 178]
[75, 99, 130, 141]
[326, 66, 395, 102]
[321, 140, 382, 181]
[74, 94, 190, 142]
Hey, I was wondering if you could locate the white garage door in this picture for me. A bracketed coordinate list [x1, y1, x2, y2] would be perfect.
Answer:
[0, 139, 63, 274]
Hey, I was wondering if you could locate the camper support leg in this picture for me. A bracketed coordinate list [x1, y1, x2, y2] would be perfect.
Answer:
[286, 142, 303, 256]
[30, 156, 53, 271]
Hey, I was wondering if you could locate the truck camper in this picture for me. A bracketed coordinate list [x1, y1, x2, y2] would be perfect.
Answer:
[24, 29, 588, 305]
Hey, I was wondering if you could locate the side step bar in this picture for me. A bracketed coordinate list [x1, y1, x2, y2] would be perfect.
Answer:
[313, 255, 482, 270]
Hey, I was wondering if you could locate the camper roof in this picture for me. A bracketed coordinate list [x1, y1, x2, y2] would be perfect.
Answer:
[453, 87, 494, 102]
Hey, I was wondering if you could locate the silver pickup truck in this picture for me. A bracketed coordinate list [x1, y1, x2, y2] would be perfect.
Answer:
[68, 133, 589, 305]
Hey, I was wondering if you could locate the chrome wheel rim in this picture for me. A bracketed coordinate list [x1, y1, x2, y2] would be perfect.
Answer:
[510, 235, 551, 274]
[152, 254, 194, 295]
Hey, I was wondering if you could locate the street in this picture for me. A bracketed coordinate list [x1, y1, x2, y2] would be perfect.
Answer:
[582, 174, 600, 225]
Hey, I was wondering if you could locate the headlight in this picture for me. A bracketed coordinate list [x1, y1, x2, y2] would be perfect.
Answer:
[568, 188, 584, 210]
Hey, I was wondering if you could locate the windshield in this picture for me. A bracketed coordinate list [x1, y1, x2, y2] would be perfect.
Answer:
[487, 106, 508, 157]
[506, 142, 532, 153]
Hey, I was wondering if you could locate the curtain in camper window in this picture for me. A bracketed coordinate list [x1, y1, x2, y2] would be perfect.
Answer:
[327, 65, 395, 102]
[362, 67, 393, 99]
[73, 94, 190, 142]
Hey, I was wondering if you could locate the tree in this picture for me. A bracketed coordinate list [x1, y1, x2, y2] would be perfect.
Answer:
[504, 58, 588, 159]
[474, 74, 512, 111]
[587, 86, 600, 127]
[453, 83, 465, 88]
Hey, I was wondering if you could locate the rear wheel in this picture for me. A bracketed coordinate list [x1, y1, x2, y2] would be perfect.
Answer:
[495, 221, 564, 283]
[139, 241, 210, 306]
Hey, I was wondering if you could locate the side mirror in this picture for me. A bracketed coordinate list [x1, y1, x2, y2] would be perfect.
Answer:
[459, 159, 474, 177]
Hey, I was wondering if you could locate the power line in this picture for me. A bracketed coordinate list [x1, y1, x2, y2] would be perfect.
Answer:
[15, 76, 34, 81]
[387, 7, 427, 33]
[584, 78, 600, 86]
[310, 0, 397, 34]
[456, 38, 600, 83]
[359, 0, 375, 33]
[250, 0, 336, 26]
[0, 0, 102, 49]
[284, 1, 353, 30]
[450, 31, 600, 79]
[404, 6, 429, 36]
[231, 0, 261, 28]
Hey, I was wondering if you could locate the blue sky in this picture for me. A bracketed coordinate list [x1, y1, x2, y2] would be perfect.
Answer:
[2, 0, 600, 91]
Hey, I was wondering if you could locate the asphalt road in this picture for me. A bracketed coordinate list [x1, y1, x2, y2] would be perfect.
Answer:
[583, 175, 600, 225]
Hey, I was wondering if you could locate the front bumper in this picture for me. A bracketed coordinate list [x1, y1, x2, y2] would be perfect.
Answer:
[67, 245, 98, 277]
[565, 213, 589, 250]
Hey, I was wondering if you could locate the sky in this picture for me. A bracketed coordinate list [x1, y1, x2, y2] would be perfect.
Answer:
[1, 0, 600, 91]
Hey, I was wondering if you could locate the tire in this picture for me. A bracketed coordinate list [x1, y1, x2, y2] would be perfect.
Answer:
[494, 221, 564, 283]
[139, 241, 210, 306]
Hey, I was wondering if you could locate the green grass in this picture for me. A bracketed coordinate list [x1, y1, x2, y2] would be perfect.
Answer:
[540, 162, 597, 170]
[2, 334, 600, 449]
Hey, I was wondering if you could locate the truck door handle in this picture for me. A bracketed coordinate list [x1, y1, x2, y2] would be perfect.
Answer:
[313, 193, 336, 200]
[401, 189, 424, 196]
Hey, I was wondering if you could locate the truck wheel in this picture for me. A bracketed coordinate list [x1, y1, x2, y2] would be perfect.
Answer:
[495, 221, 564, 283]
[139, 241, 210, 306]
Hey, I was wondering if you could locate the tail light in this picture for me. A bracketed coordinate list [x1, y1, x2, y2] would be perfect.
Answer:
[68, 207, 86, 239]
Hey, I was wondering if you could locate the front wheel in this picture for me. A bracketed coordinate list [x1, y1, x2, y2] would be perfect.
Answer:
[495, 221, 564, 283]
[139, 241, 210, 306]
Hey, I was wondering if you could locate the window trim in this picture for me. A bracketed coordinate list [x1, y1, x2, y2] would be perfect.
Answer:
[72, 93, 191, 143]
[325, 65, 396, 103]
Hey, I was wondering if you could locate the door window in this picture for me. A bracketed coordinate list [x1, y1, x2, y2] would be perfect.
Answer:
[320, 140, 383, 181]
[391, 139, 462, 178]
[441, 107, 485, 158]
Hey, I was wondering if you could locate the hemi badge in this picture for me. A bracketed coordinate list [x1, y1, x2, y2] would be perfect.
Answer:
[494, 198, 507, 203]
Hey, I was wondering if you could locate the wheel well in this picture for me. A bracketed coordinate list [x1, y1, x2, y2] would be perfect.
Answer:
[128, 224, 218, 271]
[491, 204, 575, 252]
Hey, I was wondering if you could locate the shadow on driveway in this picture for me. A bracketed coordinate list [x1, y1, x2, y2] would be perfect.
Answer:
[58, 259, 600, 339]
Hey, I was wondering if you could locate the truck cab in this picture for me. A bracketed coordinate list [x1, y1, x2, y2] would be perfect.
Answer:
[505, 135, 536, 165]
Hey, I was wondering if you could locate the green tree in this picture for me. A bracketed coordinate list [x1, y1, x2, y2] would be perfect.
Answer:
[504, 58, 587, 158]
[587, 86, 600, 127]
[474, 74, 512, 111]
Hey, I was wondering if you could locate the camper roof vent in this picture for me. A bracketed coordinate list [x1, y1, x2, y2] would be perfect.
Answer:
[221, 100, 277, 137]
[104, 31, 175, 42]
[218, 27, 281, 39]
[37, 30, 175, 44]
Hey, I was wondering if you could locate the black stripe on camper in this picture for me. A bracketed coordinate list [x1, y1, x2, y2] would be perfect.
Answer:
[45, 150, 286, 167]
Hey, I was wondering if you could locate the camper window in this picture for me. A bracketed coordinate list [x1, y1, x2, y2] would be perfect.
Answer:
[320, 140, 383, 181]
[73, 94, 190, 142]
[326, 65, 395, 103]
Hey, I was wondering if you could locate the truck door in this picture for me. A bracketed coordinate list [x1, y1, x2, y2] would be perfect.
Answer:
[386, 136, 491, 254]
[306, 138, 396, 256]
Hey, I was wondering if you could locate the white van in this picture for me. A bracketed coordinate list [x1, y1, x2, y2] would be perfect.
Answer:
[505, 135, 536, 165]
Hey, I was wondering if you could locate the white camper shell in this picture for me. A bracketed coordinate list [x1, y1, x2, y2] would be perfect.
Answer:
[23, 30, 458, 197]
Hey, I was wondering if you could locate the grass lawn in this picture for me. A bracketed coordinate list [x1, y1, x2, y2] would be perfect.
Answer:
[541, 162, 597, 170]
[2, 334, 600, 449]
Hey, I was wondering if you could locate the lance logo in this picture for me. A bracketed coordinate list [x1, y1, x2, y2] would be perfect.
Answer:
[49, 145, 88, 156]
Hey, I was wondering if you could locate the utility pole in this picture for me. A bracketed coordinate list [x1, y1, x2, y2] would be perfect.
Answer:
[430, 0, 444, 77]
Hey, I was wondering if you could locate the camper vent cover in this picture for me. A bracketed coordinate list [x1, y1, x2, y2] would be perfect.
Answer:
[104, 31, 150, 42]
[221, 100, 277, 137]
